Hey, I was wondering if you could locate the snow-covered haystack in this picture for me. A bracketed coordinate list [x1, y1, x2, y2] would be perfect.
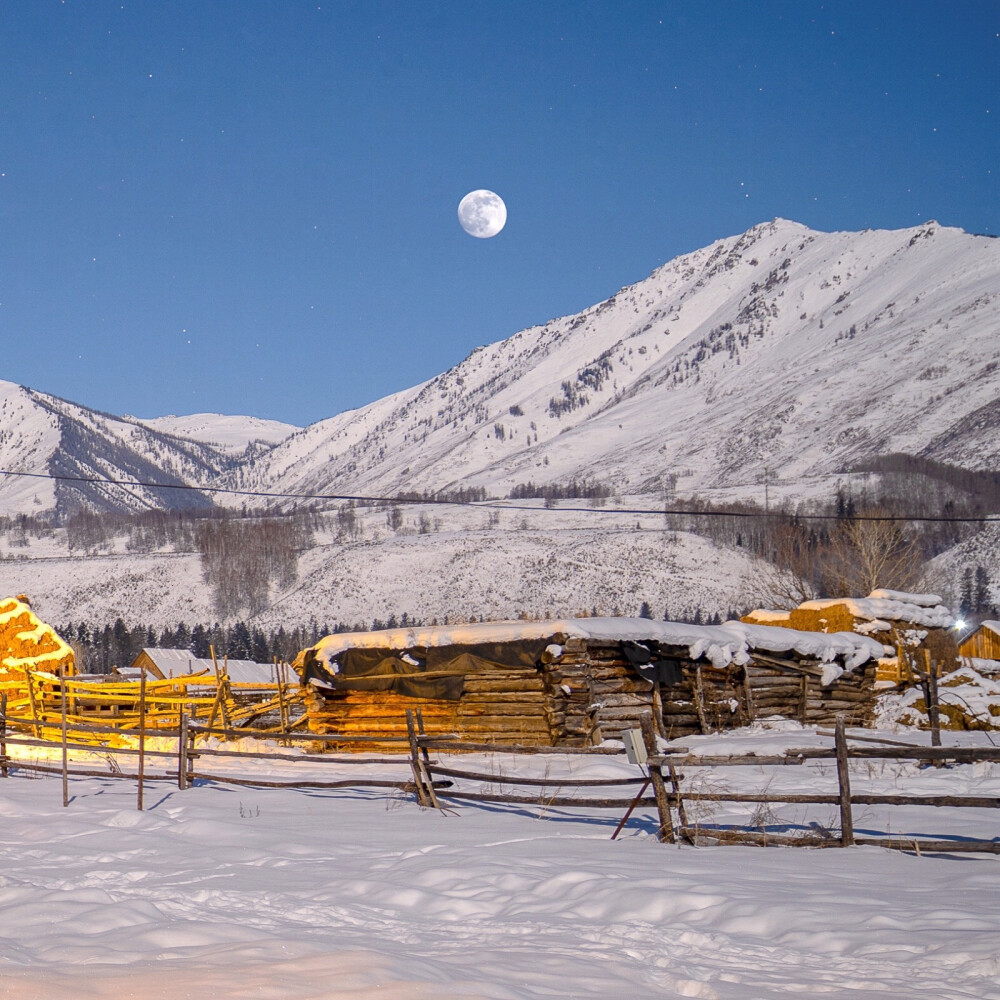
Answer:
[743, 589, 960, 683]
[0, 595, 74, 678]
[0, 595, 75, 717]
[878, 660, 1000, 730]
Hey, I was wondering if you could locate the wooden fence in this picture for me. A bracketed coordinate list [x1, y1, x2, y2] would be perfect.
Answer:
[1, 697, 998, 854]
[4, 667, 304, 743]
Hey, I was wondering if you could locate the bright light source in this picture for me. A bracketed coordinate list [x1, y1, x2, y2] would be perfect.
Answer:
[953, 619, 967, 631]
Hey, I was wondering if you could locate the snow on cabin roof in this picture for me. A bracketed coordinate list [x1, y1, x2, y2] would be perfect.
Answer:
[981, 621, 1000, 638]
[135, 648, 211, 677]
[133, 649, 275, 684]
[308, 617, 888, 677]
[798, 591, 954, 629]
[224, 660, 278, 685]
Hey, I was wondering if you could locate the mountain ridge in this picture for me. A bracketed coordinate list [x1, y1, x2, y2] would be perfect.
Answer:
[1, 218, 997, 517]
[213, 217, 1000, 507]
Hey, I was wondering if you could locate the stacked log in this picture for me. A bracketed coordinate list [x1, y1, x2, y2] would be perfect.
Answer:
[542, 637, 652, 745]
[743, 661, 876, 727]
[302, 666, 554, 750]
[297, 633, 879, 750]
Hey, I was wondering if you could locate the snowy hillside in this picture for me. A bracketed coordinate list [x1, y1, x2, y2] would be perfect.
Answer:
[0, 503, 763, 631]
[0, 381, 236, 517]
[3, 220, 997, 519]
[219, 219, 1000, 507]
[136, 412, 300, 454]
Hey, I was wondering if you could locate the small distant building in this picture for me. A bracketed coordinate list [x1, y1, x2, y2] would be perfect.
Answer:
[958, 622, 1000, 663]
[130, 648, 279, 693]
[131, 648, 212, 680]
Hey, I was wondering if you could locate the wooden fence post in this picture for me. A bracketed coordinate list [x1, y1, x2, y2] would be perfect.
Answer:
[834, 716, 854, 846]
[651, 681, 667, 739]
[187, 714, 197, 787]
[275, 659, 289, 736]
[219, 673, 233, 731]
[741, 668, 756, 724]
[178, 712, 189, 790]
[665, 758, 688, 835]
[414, 709, 441, 809]
[693, 666, 710, 734]
[405, 709, 431, 807]
[27, 670, 41, 739]
[60, 679, 69, 808]
[137, 669, 146, 811]
[925, 652, 941, 749]
[640, 713, 675, 844]
[0, 692, 7, 778]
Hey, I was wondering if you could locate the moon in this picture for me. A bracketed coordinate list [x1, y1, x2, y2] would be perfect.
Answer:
[458, 189, 507, 238]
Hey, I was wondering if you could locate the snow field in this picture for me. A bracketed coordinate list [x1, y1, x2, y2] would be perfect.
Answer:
[1, 724, 999, 999]
[0, 513, 764, 631]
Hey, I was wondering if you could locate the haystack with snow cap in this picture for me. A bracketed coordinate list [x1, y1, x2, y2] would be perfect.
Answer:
[293, 617, 888, 749]
[742, 590, 959, 683]
[0, 595, 75, 717]
[0, 595, 74, 679]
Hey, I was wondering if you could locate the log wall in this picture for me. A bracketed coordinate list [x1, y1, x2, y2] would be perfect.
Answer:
[301, 637, 879, 749]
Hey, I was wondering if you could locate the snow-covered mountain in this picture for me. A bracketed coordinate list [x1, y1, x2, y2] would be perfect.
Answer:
[3, 219, 998, 520]
[4, 218, 998, 626]
[217, 219, 1000, 507]
[0, 382, 236, 516]
[135, 413, 300, 455]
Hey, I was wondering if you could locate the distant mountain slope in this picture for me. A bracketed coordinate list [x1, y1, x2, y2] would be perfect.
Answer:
[4, 219, 997, 519]
[218, 219, 1000, 506]
[136, 413, 299, 454]
[0, 381, 233, 517]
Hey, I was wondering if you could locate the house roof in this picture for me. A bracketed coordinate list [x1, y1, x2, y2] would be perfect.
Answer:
[132, 648, 275, 684]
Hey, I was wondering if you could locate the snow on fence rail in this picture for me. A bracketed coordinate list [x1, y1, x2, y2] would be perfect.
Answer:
[1, 696, 999, 854]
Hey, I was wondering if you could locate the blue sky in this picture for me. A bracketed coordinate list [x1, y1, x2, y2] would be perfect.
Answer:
[1, 1, 996, 427]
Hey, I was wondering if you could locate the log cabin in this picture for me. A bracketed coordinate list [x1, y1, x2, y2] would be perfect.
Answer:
[958, 621, 1000, 665]
[292, 617, 888, 749]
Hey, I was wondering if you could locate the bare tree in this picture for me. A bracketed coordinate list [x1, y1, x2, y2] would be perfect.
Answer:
[819, 511, 924, 597]
[757, 522, 821, 608]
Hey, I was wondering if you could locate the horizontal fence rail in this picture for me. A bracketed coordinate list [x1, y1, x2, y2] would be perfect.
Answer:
[1, 699, 998, 854]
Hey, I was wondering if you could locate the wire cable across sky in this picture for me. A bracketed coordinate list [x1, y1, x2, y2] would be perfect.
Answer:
[2, 468, 998, 525]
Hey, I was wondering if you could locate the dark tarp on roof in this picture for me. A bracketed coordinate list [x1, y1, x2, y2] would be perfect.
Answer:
[301, 639, 551, 701]
[621, 640, 685, 686]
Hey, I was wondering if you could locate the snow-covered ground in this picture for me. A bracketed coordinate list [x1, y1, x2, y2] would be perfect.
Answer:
[2, 723, 998, 999]
[0, 505, 767, 629]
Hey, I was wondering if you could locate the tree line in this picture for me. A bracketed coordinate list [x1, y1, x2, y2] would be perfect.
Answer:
[58, 613, 436, 675]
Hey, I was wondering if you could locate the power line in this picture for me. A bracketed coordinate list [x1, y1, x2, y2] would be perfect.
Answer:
[1, 466, 999, 524]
